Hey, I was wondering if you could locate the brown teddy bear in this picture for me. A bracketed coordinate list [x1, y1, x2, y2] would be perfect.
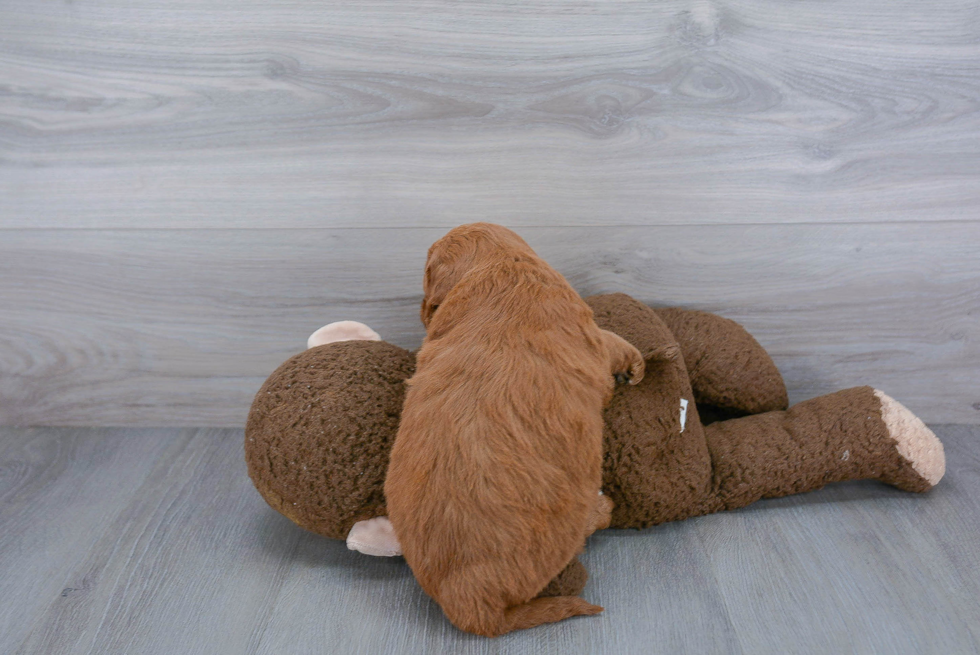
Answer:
[245, 293, 944, 596]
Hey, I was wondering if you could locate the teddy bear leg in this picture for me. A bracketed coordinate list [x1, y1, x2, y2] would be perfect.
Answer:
[653, 307, 789, 419]
[701, 386, 945, 513]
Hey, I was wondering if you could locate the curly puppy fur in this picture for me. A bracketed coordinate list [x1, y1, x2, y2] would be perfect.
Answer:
[385, 223, 643, 637]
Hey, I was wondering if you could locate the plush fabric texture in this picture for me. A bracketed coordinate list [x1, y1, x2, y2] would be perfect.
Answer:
[347, 516, 402, 556]
[874, 389, 945, 486]
[586, 293, 712, 528]
[245, 292, 942, 592]
[245, 340, 415, 540]
[585, 294, 936, 526]
[654, 307, 788, 417]
[702, 385, 934, 513]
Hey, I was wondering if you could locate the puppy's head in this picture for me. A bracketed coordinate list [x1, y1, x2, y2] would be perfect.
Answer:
[421, 223, 536, 328]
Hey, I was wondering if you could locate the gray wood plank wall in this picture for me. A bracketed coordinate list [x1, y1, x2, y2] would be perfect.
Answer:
[1, 0, 978, 426]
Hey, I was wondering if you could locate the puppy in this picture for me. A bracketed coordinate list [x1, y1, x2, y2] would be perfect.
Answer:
[385, 223, 644, 637]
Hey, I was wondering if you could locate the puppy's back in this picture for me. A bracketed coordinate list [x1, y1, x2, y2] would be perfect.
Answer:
[386, 260, 611, 636]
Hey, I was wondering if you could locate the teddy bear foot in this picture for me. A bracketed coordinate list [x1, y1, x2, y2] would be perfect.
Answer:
[874, 389, 945, 490]
[308, 321, 382, 349]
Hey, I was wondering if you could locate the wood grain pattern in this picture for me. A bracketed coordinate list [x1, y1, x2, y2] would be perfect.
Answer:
[1, 0, 978, 228]
[0, 428, 191, 651]
[1, 425, 977, 653]
[1, 0, 978, 426]
[1, 224, 977, 426]
[694, 470, 980, 653]
[11, 428, 304, 655]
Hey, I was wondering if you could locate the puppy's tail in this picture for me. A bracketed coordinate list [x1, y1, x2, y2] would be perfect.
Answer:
[500, 596, 603, 635]
[438, 576, 602, 637]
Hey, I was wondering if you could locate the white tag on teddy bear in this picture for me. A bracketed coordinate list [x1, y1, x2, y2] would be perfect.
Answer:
[680, 398, 689, 433]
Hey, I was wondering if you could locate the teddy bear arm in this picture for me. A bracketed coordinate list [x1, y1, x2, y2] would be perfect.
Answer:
[653, 307, 789, 418]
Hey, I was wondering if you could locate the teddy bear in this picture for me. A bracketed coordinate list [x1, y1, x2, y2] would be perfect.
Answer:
[245, 293, 944, 596]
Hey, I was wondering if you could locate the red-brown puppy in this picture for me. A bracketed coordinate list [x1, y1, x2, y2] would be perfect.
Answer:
[385, 223, 644, 636]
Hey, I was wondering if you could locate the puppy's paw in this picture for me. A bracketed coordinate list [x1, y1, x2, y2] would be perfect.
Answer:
[617, 346, 645, 385]
[613, 359, 644, 385]
[601, 329, 646, 386]
[586, 492, 614, 533]
[627, 354, 645, 385]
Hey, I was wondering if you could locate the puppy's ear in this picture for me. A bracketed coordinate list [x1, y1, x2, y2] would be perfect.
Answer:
[420, 229, 484, 328]
[421, 250, 448, 328]
[420, 296, 440, 328]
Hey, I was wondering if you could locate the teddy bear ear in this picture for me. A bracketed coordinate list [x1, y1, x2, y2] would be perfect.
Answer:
[307, 321, 381, 349]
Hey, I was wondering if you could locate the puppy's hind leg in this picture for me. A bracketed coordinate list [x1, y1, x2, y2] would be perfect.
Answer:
[599, 329, 645, 386]
[585, 492, 614, 535]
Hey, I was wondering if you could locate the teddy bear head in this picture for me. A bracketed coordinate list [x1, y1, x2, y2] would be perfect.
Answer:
[244, 293, 718, 546]
[246, 338, 415, 541]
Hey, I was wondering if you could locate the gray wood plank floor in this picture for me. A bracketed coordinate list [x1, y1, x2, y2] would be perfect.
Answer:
[1, 425, 977, 654]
